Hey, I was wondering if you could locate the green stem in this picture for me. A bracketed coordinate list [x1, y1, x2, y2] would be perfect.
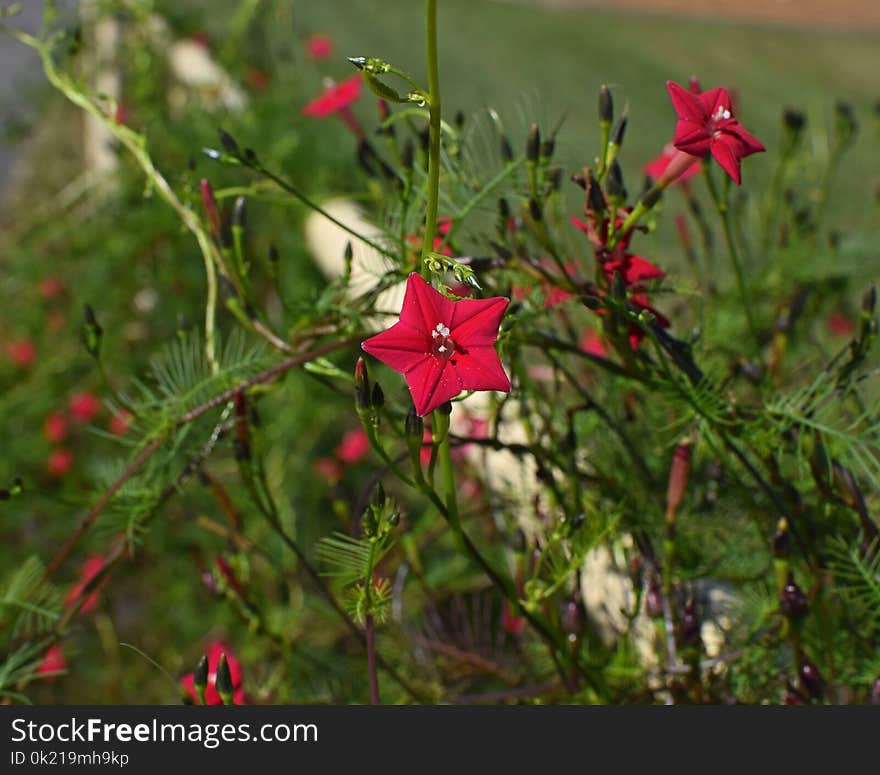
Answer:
[435, 411, 460, 530]
[702, 165, 760, 351]
[365, 614, 381, 704]
[251, 162, 397, 260]
[420, 0, 441, 276]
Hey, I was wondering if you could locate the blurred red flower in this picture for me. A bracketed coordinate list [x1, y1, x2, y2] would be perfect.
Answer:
[828, 311, 855, 337]
[501, 600, 526, 636]
[65, 555, 106, 614]
[37, 644, 67, 680]
[47, 448, 74, 477]
[580, 328, 608, 358]
[6, 339, 37, 367]
[305, 33, 334, 61]
[43, 412, 68, 444]
[69, 392, 101, 424]
[336, 427, 370, 464]
[314, 456, 344, 482]
[39, 276, 65, 300]
[303, 74, 362, 118]
[109, 409, 133, 436]
[644, 142, 701, 186]
[244, 67, 271, 91]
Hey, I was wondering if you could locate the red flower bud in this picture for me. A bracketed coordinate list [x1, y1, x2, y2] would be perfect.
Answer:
[47, 448, 74, 477]
[6, 339, 37, 367]
[69, 392, 100, 423]
[799, 657, 825, 700]
[37, 644, 67, 681]
[780, 574, 808, 620]
[666, 442, 692, 523]
[43, 412, 68, 444]
[501, 600, 526, 636]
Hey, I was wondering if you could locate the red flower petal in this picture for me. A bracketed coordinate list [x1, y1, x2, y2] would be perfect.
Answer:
[570, 216, 590, 234]
[673, 123, 712, 156]
[38, 644, 67, 679]
[362, 321, 430, 374]
[710, 135, 743, 185]
[452, 347, 512, 393]
[667, 81, 706, 123]
[698, 87, 730, 119]
[303, 74, 362, 117]
[449, 296, 508, 346]
[399, 272, 454, 337]
[580, 329, 608, 358]
[405, 357, 461, 416]
[726, 123, 766, 156]
[605, 255, 665, 285]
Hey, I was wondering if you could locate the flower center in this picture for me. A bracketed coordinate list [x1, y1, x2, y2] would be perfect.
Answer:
[430, 322, 456, 360]
[711, 105, 732, 123]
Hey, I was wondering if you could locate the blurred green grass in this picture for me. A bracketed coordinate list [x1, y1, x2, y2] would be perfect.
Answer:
[294, 0, 880, 192]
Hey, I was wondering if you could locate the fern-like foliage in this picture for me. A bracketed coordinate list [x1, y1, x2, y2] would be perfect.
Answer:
[0, 555, 61, 639]
[0, 556, 63, 703]
[316, 532, 394, 624]
[827, 534, 880, 637]
[128, 328, 271, 432]
[764, 369, 880, 491]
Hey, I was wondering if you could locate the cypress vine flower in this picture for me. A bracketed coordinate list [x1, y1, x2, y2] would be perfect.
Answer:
[362, 273, 510, 416]
[666, 81, 765, 185]
[303, 74, 362, 117]
[305, 33, 334, 61]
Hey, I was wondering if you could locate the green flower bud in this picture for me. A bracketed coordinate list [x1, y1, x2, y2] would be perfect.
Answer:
[598, 84, 613, 124]
[218, 128, 239, 155]
[193, 654, 209, 705]
[215, 652, 235, 705]
[526, 124, 541, 163]
[355, 357, 371, 412]
[81, 304, 103, 359]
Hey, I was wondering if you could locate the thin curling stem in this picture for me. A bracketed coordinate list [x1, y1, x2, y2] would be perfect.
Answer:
[420, 0, 442, 276]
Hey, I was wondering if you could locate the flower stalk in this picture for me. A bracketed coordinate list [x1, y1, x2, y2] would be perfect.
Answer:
[420, 0, 442, 276]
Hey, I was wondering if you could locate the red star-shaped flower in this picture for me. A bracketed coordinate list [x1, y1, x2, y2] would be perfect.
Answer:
[666, 81, 765, 185]
[303, 74, 362, 118]
[362, 273, 511, 416]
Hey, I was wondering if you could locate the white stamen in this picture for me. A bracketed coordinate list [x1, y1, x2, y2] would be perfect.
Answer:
[438, 345, 447, 353]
